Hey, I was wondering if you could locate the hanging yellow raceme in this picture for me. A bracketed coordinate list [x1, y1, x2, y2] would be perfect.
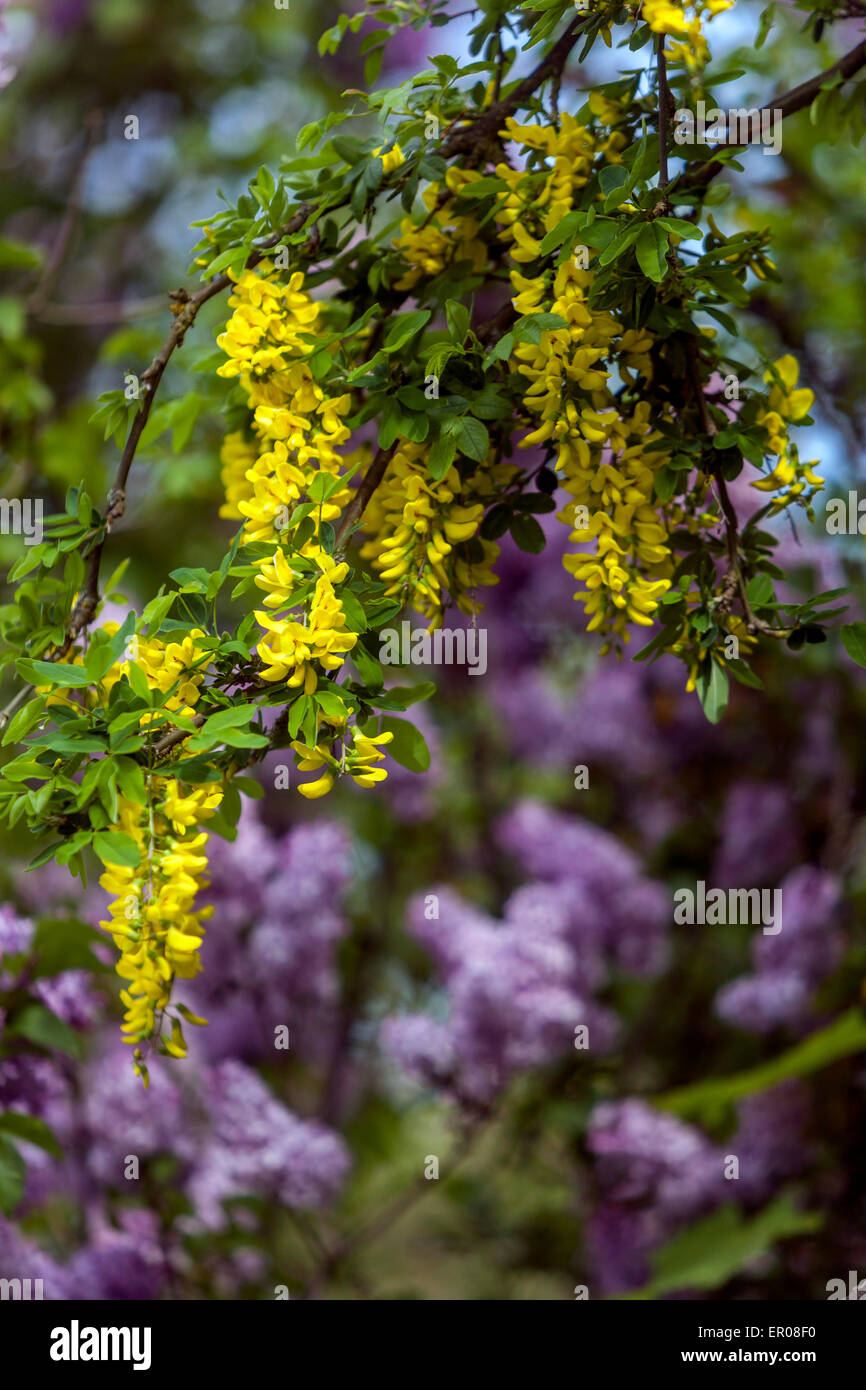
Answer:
[217, 263, 359, 692]
[98, 780, 221, 1083]
[751, 355, 824, 514]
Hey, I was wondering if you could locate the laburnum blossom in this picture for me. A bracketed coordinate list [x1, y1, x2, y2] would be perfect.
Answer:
[641, 0, 734, 70]
[752, 354, 824, 512]
[98, 783, 221, 1081]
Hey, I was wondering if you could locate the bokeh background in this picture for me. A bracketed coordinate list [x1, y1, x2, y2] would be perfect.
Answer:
[1, 0, 865, 1299]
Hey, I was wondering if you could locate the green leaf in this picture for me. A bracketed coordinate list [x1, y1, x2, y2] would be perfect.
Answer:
[510, 514, 546, 554]
[212, 727, 269, 749]
[725, 658, 764, 691]
[445, 299, 470, 344]
[746, 573, 774, 608]
[657, 1009, 866, 1120]
[0, 1136, 26, 1216]
[383, 310, 431, 353]
[6, 1003, 82, 1059]
[92, 830, 141, 868]
[483, 332, 514, 369]
[380, 716, 430, 772]
[0, 237, 43, 271]
[653, 466, 678, 503]
[512, 313, 567, 346]
[30, 917, 108, 978]
[539, 210, 583, 256]
[597, 224, 642, 268]
[428, 433, 458, 480]
[636, 223, 669, 283]
[127, 661, 153, 703]
[287, 694, 311, 740]
[599, 164, 629, 197]
[378, 681, 436, 710]
[696, 660, 729, 723]
[16, 659, 91, 688]
[622, 1199, 822, 1301]
[655, 217, 702, 241]
[448, 416, 489, 463]
[1, 696, 46, 747]
[0, 1111, 62, 1158]
[198, 703, 262, 735]
[351, 643, 384, 688]
[841, 622, 866, 667]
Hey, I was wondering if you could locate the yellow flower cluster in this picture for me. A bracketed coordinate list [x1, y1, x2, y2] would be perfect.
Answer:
[641, 0, 733, 70]
[219, 430, 257, 520]
[97, 624, 209, 723]
[290, 727, 394, 799]
[216, 264, 359, 688]
[559, 402, 673, 637]
[131, 629, 208, 717]
[216, 263, 405, 801]
[490, 117, 671, 642]
[98, 780, 221, 1079]
[751, 355, 824, 513]
[255, 553, 356, 691]
[392, 168, 487, 291]
[358, 441, 498, 622]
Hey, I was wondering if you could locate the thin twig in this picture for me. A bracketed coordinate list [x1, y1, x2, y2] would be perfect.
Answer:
[679, 39, 866, 191]
[656, 37, 672, 199]
[27, 111, 104, 316]
[440, 16, 585, 164]
[334, 443, 397, 550]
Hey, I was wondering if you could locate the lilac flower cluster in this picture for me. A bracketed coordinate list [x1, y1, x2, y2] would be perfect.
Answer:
[188, 1060, 351, 1229]
[185, 808, 354, 1065]
[586, 1081, 812, 1293]
[382, 800, 669, 1103]
[714, 866, 844, 1034]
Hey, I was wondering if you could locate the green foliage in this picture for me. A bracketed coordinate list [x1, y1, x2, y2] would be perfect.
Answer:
[623, 1198, 823, 1300]
[656, 1009, 866, 1122]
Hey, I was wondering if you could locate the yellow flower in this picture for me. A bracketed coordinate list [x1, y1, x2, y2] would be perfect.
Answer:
[97, 785, 221, 1071]
[297, 770, 335, 799]
[374, 143, 405, 174]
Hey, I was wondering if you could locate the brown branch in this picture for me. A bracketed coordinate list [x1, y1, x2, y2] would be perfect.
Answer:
[439, 16, 585, 164]
[656, 38, 672, 198]
[334, 443, 397, 550]
[2, 203, 321, 727]
[680, 39, 866, 190]
[149, 714, 207, 764]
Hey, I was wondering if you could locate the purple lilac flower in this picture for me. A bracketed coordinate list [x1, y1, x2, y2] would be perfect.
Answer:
[713, 783, 801, 887]
[588, 1100, 725, 1220]
[586, 1099, 726, 1293]
[189, 806, 353, 1064]
[380, 1014, 456, 1089]
[715, 866, 843, 1034]
[0, 904, 101, 1027]
[64, 1209, 169, 1300]
[81, 1045, 194, 1185]
[0, 1208, 169, 1301]
[491, 671, 582, 769]
[496, 800, 669, 976]
[186, 1061, 351, 1228]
